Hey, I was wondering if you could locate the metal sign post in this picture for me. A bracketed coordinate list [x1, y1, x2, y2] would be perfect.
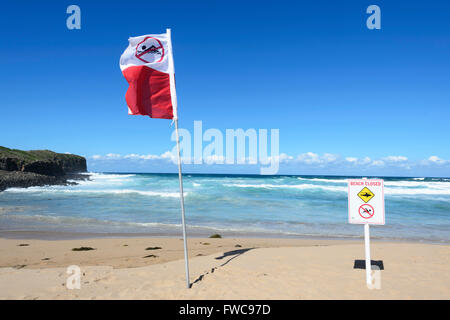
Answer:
[364, 223, 372, 285]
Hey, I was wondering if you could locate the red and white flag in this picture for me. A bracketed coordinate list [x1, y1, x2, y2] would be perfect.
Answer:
[120, 31, 177, 119]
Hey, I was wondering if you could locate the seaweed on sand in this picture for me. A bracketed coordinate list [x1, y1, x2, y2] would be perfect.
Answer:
[72, 247, 95, 251]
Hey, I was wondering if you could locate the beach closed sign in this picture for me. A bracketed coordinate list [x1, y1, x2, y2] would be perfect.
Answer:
[348, 179, 385, 225]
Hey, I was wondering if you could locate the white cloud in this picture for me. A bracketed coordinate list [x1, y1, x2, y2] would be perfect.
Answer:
[279, 153, 294, 163]
[124, 153, 163, 160]
[297, 152, 321, 164]
[427, 156, 448, 165]
[361, 157, 371, 164]
[296, 152, 339, 165]
[323, 153, 338, 163]
[160, 151, 176, 159]
[87, 151, 449, 175]
[383, 155, 408, 162]
[90, 152, 175, 161]
[370, 160, 385, 167]
[265, 153, 293, 164]
[105, 153, 121, 159]
[123, 154, 140, 159]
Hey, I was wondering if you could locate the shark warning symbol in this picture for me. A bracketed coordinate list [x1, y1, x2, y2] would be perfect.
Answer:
[358, 187, 375, 203]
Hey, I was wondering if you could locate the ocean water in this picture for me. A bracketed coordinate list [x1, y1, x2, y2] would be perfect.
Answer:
[0, 173, 449, 243]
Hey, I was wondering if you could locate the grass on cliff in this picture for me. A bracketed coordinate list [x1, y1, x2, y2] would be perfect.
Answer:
[0, 146, 84, 163]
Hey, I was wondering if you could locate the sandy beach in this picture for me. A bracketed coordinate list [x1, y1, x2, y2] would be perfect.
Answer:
[0, 236, 448, 299]
[1, 0, 449, 305]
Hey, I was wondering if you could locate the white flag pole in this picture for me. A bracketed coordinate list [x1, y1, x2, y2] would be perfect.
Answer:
[167, 28, 190, 289]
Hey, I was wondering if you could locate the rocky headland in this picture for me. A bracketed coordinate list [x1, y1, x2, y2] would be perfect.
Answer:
[0, 146, 88, 191]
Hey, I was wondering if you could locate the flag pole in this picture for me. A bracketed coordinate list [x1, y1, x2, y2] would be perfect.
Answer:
[175, 117, 190, 289]
[167, 28, 190, 289]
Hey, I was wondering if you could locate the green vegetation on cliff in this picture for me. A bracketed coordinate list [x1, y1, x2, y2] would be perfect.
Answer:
[0, 147, 84, 164]
[0, 146, 87, 174]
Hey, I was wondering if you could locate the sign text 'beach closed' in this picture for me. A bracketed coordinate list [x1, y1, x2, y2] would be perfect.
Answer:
[348, 179, 385, 225]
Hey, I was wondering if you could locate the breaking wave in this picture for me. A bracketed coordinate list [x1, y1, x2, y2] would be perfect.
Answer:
[224, 182, 450, 196]
[225, 183, 347, 192]
[4, 187, 182, 198]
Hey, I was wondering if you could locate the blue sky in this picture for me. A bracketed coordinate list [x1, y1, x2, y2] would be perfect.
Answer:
[1, 0, 449, 176]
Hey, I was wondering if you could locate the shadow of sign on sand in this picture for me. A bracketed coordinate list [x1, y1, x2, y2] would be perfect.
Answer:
[353, 259, 384, 270]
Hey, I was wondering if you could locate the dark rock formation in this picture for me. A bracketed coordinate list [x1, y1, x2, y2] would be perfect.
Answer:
[0, 170, 66, 191]
[22, 160, 66, 176]
[0, 146, 88, 191]
[0, 157, 19, 171]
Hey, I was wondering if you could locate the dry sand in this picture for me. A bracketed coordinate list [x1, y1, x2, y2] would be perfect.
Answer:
[0, 237, 448, 299]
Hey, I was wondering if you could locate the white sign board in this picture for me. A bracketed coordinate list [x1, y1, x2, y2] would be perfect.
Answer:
[348, 179, 385, 225]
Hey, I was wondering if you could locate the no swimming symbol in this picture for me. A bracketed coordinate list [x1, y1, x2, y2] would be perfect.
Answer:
[135, 37, 164, 63]
[359, 204, 374, 219]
